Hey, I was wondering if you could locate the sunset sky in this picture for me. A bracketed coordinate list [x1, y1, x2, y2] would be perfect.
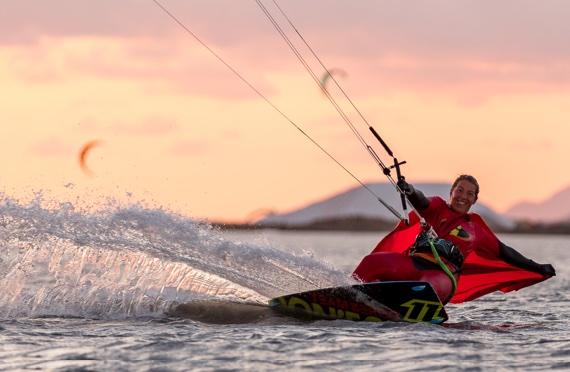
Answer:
[1, 1, 569, 221]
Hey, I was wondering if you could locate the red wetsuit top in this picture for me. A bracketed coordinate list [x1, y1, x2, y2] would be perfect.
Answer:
[355, 196, 550, 303]
[420, 196, 499, 259]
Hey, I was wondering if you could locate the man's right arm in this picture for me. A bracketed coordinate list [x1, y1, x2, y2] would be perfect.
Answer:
[397, 179, 429, 210]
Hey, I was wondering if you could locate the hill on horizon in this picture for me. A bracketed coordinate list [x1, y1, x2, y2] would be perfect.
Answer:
[259, 182, 515, 230]
[506, 185, 570, 223]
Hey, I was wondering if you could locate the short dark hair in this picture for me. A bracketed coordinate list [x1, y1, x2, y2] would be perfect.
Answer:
[451, 174, 479, 200]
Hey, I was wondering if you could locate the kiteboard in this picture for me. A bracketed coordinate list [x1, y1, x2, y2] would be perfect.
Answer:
[269, 281, 447, 324]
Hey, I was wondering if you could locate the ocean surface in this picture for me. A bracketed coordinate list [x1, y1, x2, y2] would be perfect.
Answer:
[0, 198, 569, 371]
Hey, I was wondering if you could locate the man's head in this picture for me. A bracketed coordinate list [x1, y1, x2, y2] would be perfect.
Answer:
[449, 175, 479, 214]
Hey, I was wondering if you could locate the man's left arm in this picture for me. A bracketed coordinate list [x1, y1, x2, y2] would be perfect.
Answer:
[499, 241, 556, 276]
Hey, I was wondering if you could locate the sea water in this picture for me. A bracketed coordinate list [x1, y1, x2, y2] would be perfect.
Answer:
[0, 197, 569, 371]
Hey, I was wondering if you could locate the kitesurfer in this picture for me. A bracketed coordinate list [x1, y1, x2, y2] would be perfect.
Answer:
[353, 175, 556, 304]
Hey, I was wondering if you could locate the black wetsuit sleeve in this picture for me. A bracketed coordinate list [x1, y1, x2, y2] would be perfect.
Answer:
[406, 185, 430, 210]
[498, 241, 554, 275]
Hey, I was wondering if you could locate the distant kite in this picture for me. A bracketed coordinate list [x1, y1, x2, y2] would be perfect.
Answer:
[79, 140, 102, 176]
[320, 68, 348, 95]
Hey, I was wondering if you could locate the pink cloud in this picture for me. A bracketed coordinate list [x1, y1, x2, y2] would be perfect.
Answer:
[332, 54, 570, 105]
[73, 117, 179, 137]
[6, 36, 278, 100]
[3, 1, 570, 101]
[30, 138, 74, 157]
[4, 1, 570, 62]
[110, 118, 178, 136]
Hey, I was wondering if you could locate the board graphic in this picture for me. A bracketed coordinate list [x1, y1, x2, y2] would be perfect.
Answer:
[269, 281, 447, 324]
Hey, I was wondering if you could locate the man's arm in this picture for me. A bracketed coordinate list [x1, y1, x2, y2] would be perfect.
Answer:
[398, 179, 429, 210]
[499, 241, 556, 276]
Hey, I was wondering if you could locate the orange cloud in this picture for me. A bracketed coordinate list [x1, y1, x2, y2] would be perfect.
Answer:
[170, 140, 209, 157]
[4, 36, 278, 100]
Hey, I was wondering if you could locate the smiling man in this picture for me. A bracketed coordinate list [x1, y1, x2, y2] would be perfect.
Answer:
[448, 176, 478, 214]
[353, 174, 556, 304]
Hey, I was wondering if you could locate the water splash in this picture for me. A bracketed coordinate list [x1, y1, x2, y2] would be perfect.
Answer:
[0, 194, 348, 319]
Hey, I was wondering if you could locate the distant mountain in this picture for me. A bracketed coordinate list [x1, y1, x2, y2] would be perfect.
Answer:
[506, 186, 570, 223]
[259, 182, 514, 230]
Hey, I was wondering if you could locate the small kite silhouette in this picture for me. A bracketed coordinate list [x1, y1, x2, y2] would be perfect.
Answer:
[320, 68, 348, 95]
[79, 140, 102, 176]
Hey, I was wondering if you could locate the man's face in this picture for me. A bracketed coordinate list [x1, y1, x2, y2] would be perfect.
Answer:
[449, 180, 477, 214]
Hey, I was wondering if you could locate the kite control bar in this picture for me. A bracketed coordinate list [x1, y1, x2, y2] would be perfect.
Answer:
[369, 126, 409, 223]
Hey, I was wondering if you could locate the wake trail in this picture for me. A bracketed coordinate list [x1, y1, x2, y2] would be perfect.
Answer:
[0, 194, 348, 319]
